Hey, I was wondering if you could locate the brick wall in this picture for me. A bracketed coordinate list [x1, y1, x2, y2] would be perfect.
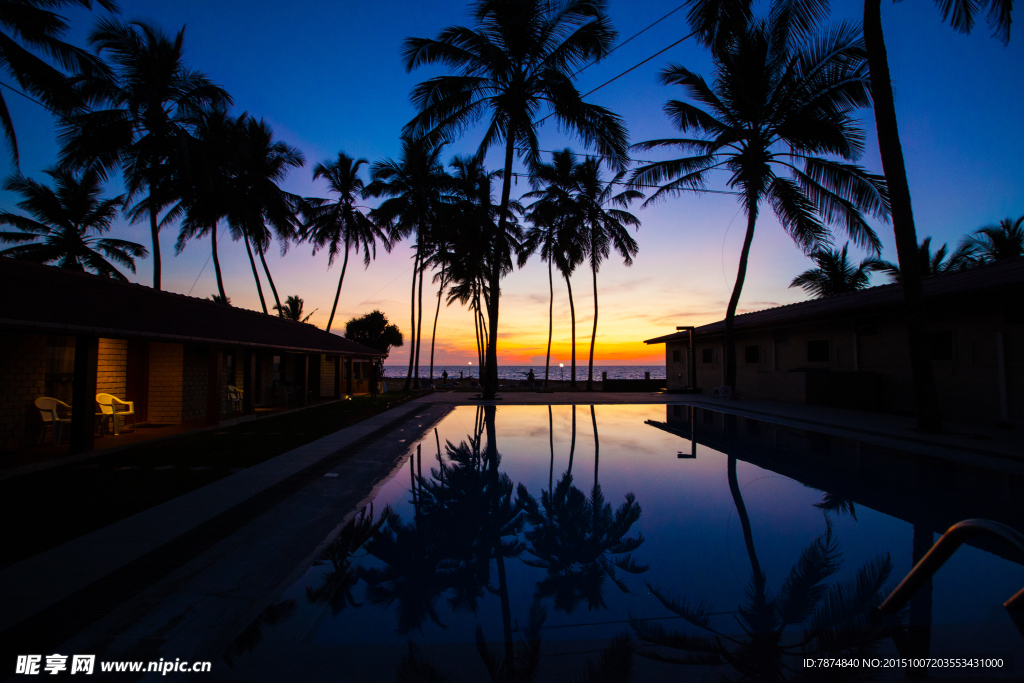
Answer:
[320, 355, 336, 397]
[0, 332, 48, 449]
[96, 338, 127, 398]
[181, 345, 208, 423]
[148, 342, 183, 424]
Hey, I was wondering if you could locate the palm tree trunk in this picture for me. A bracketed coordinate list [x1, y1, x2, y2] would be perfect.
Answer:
[565, 273, 577, 389]
[591, 404, 599, 491]
[728, 455, 762, 578]
[864, 0, 942, 432]
[243, 233, 268, 314]
[403, 251, 419, 391]
[211, 224, 227, 302]
[568, 404, 576, 475]
[414, 258, 425, 388]
[258, 246, 282, 312]
[483, 136, 517, 399]
[587, 259, 598, 391]
[548, 405, 554, 493]
[429, 264, 444, 384]
[724, 201, 759, 391]
[545, 257, 553, 388]
[482, 404, 514, 676]
[325, 237, 350, 333]
[149, 192, 161, 291]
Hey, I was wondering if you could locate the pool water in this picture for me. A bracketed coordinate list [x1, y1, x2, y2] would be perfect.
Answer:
[217, 405, 1024, 681]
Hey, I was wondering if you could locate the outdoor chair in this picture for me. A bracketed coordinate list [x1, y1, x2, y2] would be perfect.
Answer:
[275, 380, 295, 405]
[35, 397, 71, 445]
[96, 393, 136, 436]
[227, 385, 243, 413]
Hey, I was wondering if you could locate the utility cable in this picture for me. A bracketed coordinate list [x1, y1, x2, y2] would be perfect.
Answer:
[0, 81, 59, 115]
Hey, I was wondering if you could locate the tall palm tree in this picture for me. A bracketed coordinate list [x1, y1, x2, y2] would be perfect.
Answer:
[366, 136, 449, 390]
[0, 165, 146, 278]
[274, 294, 315, 323]
[446, 154, 524, 384]
[303, 152, 391, 333]
[861, 0, 1014, 432]
[958, 215, 1024, 264]
[174, 105, 238, 303]
[630, 6, 887, 393]
[403, 0, 629, 399]
[225, 116, 304, 313]
[789, 244, 875, 298]
[867, 236, 974, 284]
[573, 159, 641, 390]
[0, 0, 117, 165]
[524, 149, 586, 389]
[59, 18, 231, 290]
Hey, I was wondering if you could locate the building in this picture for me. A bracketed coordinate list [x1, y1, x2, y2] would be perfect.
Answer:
[644, 258, 1024, 425]
[0, 259, 384, 452]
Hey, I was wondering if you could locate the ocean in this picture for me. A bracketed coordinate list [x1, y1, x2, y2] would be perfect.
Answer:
[382, 364, 665, 381]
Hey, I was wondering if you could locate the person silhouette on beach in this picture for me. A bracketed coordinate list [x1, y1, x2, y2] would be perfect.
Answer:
[442, 369, 448, 384]
[527, 369, 535, 383]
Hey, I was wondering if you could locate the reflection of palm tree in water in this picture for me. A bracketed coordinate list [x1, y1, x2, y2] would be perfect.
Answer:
[633, 456, 894, 680]
[518, 404, 647, 613]
[305, 505, 383, 615]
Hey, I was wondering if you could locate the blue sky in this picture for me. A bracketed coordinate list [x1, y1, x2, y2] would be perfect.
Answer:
[2, 0, 1022, 364]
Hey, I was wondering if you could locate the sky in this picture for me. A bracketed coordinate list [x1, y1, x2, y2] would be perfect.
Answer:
[2, 0, 1022, 367]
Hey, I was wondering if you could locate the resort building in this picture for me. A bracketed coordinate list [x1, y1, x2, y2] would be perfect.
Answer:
[0, 259, 384, 453]
[645, 257, 1024, 426]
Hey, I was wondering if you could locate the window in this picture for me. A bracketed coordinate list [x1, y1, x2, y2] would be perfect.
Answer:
[45, 335, 75, 403]
[272, 355, 282, 381]
[744, 345, 760, 364]
[672, 349, 681, 363]
[928, 331, 953, 361]
[702, 348, 714, 364]
[807, 339, 830, 363]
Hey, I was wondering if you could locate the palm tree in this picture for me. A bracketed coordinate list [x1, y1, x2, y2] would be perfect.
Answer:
[303, 152, 391, 333]
[59, 19, 231, 290]
[629, 6, 887, 393]
[445, 154, 524, 383]
[573, 158, 641, 390]
[367, 136, 450, 390]
[789, 244, 875, 298]
[174, 106, 239, 303]
[866, 236, 974, 284]
[225, 116, 304, 313]
[861, 0, 1014, 432]
[958, 216, 1024, 264]
[274, 295, 315, 323]
[403, 0, 629, 399]
[524, 149, 586, 389]
[0, 0, 117, 165]
[0, 166, 146, 279]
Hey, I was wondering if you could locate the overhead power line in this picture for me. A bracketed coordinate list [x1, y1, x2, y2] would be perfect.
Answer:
[0, 81, 59, 115]
[569, 1, 690, 79]
[508, 171, 741, 195]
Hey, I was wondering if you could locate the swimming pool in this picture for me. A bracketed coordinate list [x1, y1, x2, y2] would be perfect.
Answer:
[217, 404, 1024, 681]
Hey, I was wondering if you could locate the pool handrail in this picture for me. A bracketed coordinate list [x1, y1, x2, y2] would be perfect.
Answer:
[878, 518, 1024, 640]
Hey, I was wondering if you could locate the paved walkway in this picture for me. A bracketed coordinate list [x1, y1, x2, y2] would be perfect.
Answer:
[0, 400, 452, 674]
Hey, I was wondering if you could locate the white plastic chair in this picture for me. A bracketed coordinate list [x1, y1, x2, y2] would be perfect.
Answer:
[227, 385, 243, 413]
[96, 393, 135, 435]
[35, 397, 71, 445]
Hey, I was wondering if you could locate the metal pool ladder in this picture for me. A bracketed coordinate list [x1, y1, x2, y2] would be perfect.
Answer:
[878, 519, 1024, 640]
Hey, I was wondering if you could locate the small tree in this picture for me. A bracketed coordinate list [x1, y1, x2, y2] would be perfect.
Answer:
[275, 295, 315, 323]
[345, 310, 404, 376]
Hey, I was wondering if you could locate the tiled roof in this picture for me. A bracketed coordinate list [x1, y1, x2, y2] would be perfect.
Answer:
[0, 259, 383, 356]
[644, 257, 1024, 345]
